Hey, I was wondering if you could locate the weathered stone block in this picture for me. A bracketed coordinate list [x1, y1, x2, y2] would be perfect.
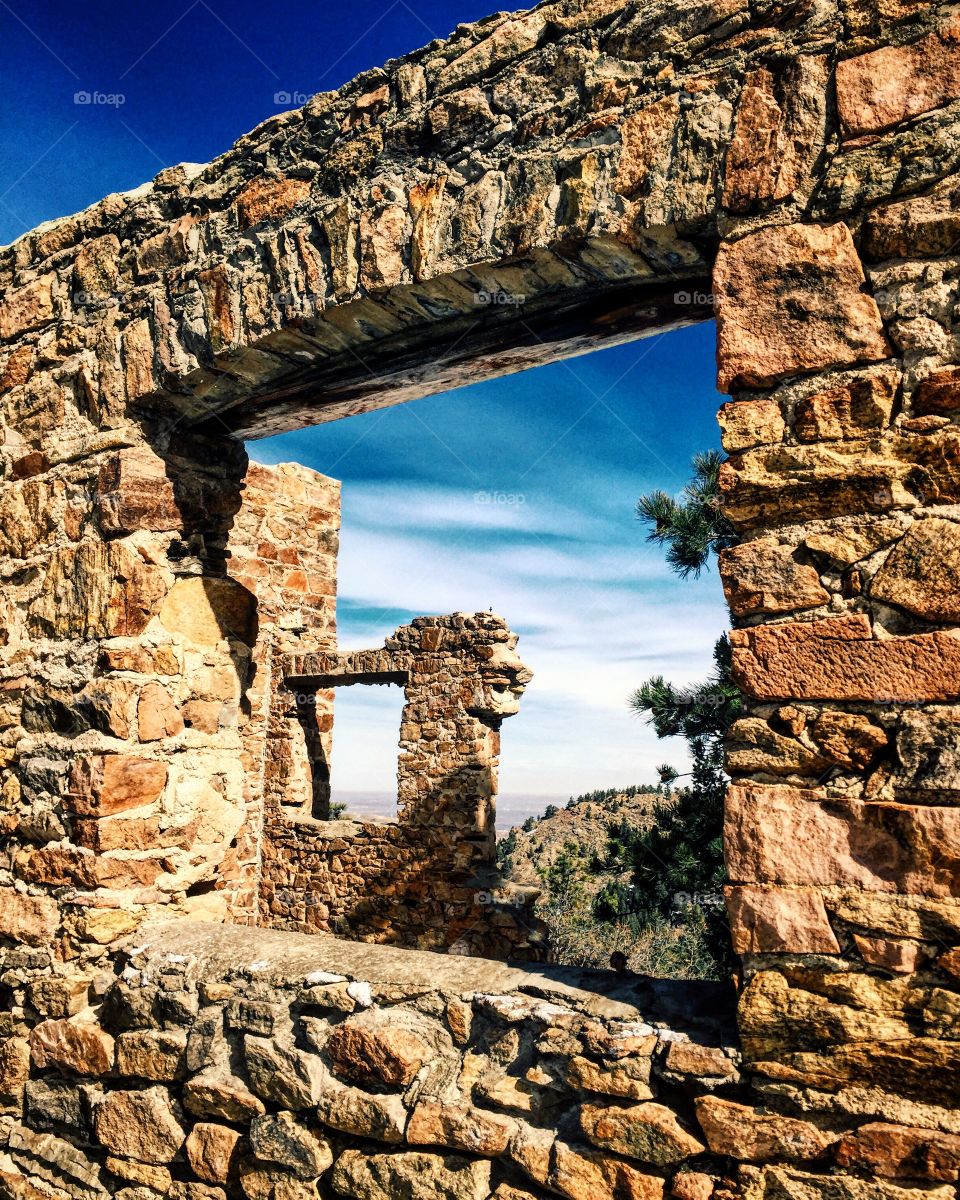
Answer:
[836, 26, 960, 138]
[872, 519, 960, 622]
[551, 1141, 665, 1200]
[93, 1086, 185, 1164]
[0, 890, 58, 947]
[725, 885, 840, 954]
[66, 754, 167, 817]
[714, 223, 890, 392]
[326, 1017, 429, 1087]
[793, 370, 896, 442]
[331, 1149, 492, 1200]
[407, 1101, 515, 1156]
[730, 615, 960, 702]
[863, 187, 960, 260]
[719, 539, 828, 617]
[718, 398, 786, 453]
[29, 1019, 115, 1076]
[159, 576, 257, 647]
[579, 1102, 705, 1164]
[725, 784, 960, 896]
[185, 1122, 242, 1185]
[695, 1096, 837, 1161]
[837, 1122, 960, 1181]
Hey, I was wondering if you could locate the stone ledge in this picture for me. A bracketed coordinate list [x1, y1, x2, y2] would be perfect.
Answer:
[126, 921, 737, 1036]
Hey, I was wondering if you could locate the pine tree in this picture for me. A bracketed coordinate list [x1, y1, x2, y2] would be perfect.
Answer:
[636, 449, 735, 577]
[594, 455, 741, 974]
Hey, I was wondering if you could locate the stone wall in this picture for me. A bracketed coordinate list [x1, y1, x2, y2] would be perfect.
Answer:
[1, 0, 960, 1196]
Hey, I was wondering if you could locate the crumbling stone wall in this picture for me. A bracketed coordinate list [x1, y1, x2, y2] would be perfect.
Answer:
[0, 0, 960, 1196]
[264, 614, 543, 959]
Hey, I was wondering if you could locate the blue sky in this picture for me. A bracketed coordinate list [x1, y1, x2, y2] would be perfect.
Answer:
[1, 0, 728, 817]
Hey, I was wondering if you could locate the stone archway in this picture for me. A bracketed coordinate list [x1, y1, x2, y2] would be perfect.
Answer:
[1, 0, 960, 1194]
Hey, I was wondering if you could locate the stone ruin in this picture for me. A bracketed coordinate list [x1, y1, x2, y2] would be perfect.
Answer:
[0, 0, 959, 1196]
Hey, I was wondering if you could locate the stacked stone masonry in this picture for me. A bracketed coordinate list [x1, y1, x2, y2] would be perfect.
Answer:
[0, 0, 959, 1195]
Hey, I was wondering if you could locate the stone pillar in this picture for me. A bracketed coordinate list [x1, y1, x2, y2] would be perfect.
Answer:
[716, 202, 960, 1131]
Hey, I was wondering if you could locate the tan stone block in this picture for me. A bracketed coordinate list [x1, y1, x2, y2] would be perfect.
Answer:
[725, 784, 960, 896]
[29, 540, 166, 639]
[725, 715, 830, 777]
[316, 1082, 407, 1144]
[0, 1038, 30, 1107]
[94, 1086, 185, 1164]
[722, 57, 828, 214]
[714, 223, 890, 393]
[804, 521, 903, 568]
[663, 1042, 735, 1079]
[73, 234, 120, 298]
[183, 1069, 266, 1122]
[726, 885, 840, 955]
[810, 710, 887, 771]
[67, 754, 167, 817]
[29, 1018, 114, 1076]
[872, 519, 960, 623]
[407, 1100, 515, 1155]
[0, 273, 55, 339]
[730, 614, 960, 703]
[159, 576, 257, 646]
[718, 399, 786, 453]
[672, 1172, 714, 1200]
[331, 1149, 491, 1200]
[836, 25, 960, 138]
[863, 187, 960, 260]
[185, 1122, 242, 1184]
[551, 1140, 665, 1200]
[137, 681, 185, 741]
[695, 1096, 837, 1161]
[116, 1029, 186, 1081]
[69, 908, 142, 945]
[615, 96, 680, 198]
[837, 1122, 960, 1181]
[26, 975, 90, 1018]
[566, 1054, 653, 1100]
[0, 889, 59, 946]
[794, 371, 896, 442]
[580, 1101, 704, 1164]
[719, 540, 828, 617]
[105, 1156, 173, 1191]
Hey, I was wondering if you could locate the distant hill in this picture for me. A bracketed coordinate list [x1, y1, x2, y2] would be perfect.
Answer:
[498, 785, 671, 893]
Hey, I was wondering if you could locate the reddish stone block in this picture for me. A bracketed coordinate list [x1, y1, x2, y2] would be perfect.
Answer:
[725, 784, 960, 897]
[66, 755, 168, 817]
[837, 1122, 960, 1181]
[714, 223, 890, 392]
[235, 175, 311, 230]
[725, 884, 841, 954]
[96, 447, 182, 534]
[837, 25, 960, 138]
[914, 367, 960, 417]
[730, 614, 960, 702]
